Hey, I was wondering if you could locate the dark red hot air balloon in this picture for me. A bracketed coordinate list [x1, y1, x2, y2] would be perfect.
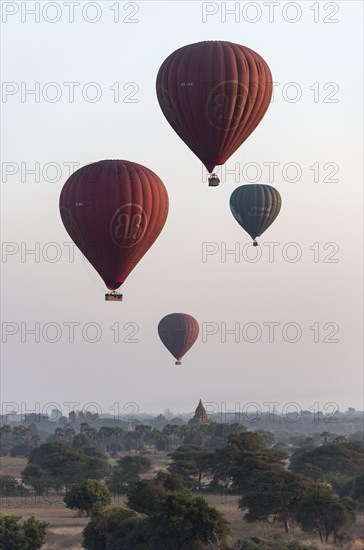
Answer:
[156, 41, 272, 186]
[158, 313, 199, 365]
[59, 160, 169, 300]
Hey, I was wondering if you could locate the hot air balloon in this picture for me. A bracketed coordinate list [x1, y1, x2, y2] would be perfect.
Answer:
[158, 313, 199, 365]
[156, 41, 272, 186]
[59, 160, 169, 300]
[230, 184, 281, 246]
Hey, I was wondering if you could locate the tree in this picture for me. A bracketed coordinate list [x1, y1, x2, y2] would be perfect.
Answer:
[0, 424, 41, 457]
[0, 513, 48, 550]
[134, 424, 155, 452]
[212, 433, 287, 493]
[239, 469, 313, 533]
[96, 426, 125, 452]
[107, 454, 151, 494]
[103, 516, 149, 550]
[82, 507, 146, 550]
[289, 441, 364, 490]
[22, 442, 110, 494]
[84, 476, 230, 549]
[320, 431, 331, 445]
[49, 423, 75, 444]
[294, 486, 356, 543]
[333, 435, 348, 444]
[168, 445, 214, 490]
[127, 479, 166, 514]
[148, 490, 230, 549]
[255, 431, 275, 448]
[126, 472, 185, 514]
[0, 424, 12, 455]
[195, 431, 288, 494]
[204, 423, 246, 450]
[339, 473, 364, 509]
[226, 432, 265, 454]
[63, 480, 111, 516]
[21, 464, 52, 496]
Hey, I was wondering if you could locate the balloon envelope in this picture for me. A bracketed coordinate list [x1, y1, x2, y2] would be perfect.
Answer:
[230, 184, 282, 243]
[156, 40, 272, 173]
[158, 313, 199, 364]
[59, 160, 169, 291]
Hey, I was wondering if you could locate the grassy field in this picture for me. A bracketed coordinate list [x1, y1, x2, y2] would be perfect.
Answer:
[1, 454, 363, 549]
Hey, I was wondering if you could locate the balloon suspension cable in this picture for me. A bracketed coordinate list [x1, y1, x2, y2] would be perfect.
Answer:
[105, 290, 123, 302]
[253, 240, 258, 247]
[175, 361, 182, 365]
[208, 173, 220, 187]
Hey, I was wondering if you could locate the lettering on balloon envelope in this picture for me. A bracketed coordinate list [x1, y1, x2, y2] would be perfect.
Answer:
[248, 206, 272, 217]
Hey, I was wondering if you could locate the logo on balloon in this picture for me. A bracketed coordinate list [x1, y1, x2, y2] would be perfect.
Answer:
[249, 206, 271, 217]
[205, 80, 257, 131]
[110, 204, 148, 248]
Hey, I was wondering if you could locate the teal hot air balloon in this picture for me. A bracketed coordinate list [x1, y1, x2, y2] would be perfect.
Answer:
[230, 184, 282, 246]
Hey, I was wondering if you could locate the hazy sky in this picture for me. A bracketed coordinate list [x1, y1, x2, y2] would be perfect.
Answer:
[1, 1, 363, 419]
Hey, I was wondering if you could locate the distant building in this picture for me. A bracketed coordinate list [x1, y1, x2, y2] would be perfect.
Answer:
[188, 399, 211, 425]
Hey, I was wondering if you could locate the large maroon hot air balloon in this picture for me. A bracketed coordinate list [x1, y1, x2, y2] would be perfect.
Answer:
[158, 313, 199, 365]
[156, 41, 272, 186]
[59, 160, 169, 300]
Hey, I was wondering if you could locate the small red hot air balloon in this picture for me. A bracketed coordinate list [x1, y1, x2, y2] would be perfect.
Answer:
[156, 41, 272, 186]
[158, 313, 199, 365]
[59, 160, 169, 300]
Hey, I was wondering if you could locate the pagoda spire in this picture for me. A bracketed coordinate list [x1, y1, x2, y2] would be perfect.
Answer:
[188, 399, 211, 424]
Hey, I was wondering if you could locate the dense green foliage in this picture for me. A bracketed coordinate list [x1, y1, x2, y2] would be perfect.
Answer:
[0, 513, 48, 550]
[83, 507, 143, 550]
[107, 454, 151, 494]
[210, 432, 288, 492]
[0, 424, 40, 457]
[127, 471, 185, 514]
[84, 478, 229, 549]
[289, 441, 364, 489]
[294, 487, 356, 543]
[339, 472, 364, 509]
[240, 470, 313, 533]
[21, 441, 110, 494]
[168, 445, 214, 489]
[148, 490, 230, 549]
[63, 479, 111, 516]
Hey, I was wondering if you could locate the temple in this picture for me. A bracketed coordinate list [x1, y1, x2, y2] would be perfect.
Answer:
[188, 399, 211, 425]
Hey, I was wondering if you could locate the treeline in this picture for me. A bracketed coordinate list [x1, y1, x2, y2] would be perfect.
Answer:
[0, 420, 260, 457]
[1, 405, 363, 442]
[1, 413, 363, 460]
